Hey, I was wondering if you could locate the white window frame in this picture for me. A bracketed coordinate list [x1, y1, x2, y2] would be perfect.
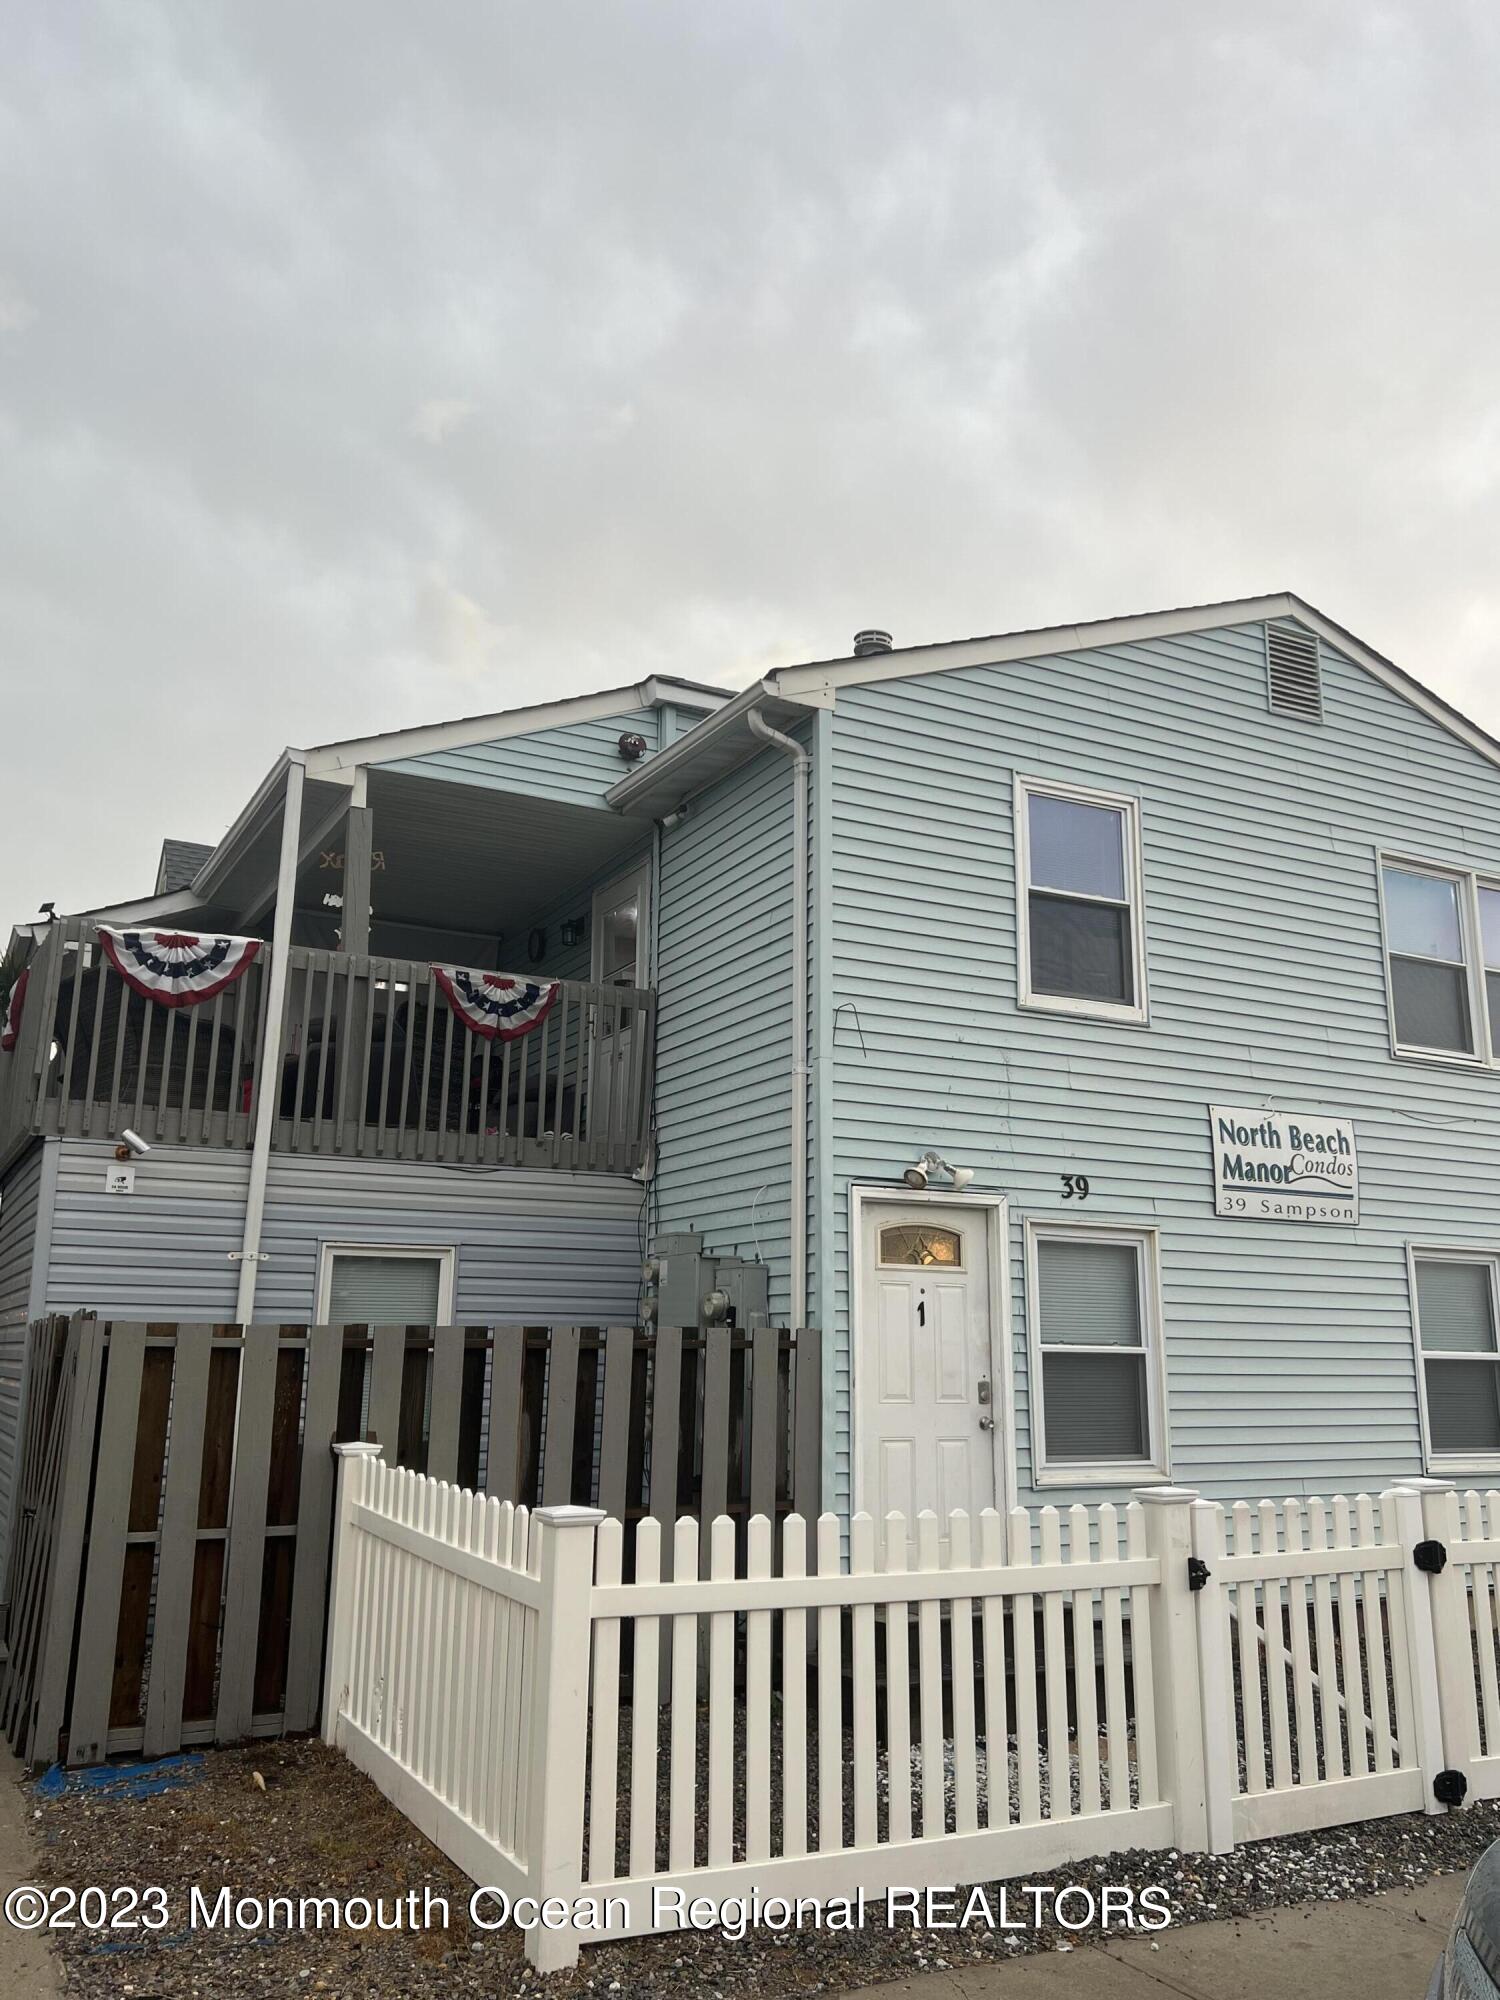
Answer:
[1023, 1217, 1170, 1487]
[1015, 775, 1149, 1025]
[1376, 849, 1497, 1069]
[1408, 1243, 1500, 1476]
[315, 1242, 456, 1324]
[591, 857, 653, 990]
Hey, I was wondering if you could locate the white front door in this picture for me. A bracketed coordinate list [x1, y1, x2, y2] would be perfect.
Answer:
[857, 1200, 998, 1539]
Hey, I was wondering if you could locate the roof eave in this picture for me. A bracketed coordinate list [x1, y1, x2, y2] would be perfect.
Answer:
[303, 677, 732, 779]
[606, 680, 824, 818]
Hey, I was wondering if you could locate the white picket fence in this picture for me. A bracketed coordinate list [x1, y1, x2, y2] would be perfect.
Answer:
[321, 1449, 1500, 1969]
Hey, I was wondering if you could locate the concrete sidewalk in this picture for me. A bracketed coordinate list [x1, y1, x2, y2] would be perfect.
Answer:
[833, 1876, 1462, 2000]
[0, 1747, 62, 1996]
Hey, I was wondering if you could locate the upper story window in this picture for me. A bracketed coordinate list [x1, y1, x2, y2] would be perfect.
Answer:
[1016, 777, 1147, 1024]
[1380, 857, 1500, 1065]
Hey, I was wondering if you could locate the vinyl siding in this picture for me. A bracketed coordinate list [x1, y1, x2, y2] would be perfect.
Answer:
[46, 1143, 251, 1319]
[523, 842, 653, 986]
[0, 1142, 46, 1589]
[39, 1139, 643, 1324]
[257, 1157, 644, 1320]
[825, 617, 1500, 1515]
[653, 735, 801, 1317]
[380, 708, 663, 805]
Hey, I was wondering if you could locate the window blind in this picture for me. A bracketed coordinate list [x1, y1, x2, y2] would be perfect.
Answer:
[1426, 1359, 1500, 1455]
[1036, 1240, 1141, 1347]
[1416, 1260, 1496, 1353]
[1042, 1352, 1149, 1462]
[328, 1254, 442, 1324]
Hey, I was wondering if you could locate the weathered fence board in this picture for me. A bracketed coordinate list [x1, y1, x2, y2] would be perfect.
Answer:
[0, 1316, 819, 1767]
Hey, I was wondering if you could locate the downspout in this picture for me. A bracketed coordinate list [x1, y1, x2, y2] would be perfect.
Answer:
[233, 755, 306, 1323]
[747, 708, 809, 1324]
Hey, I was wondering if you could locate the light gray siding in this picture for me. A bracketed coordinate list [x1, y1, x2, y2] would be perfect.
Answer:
[40, 1139, 643, 1323]
[0, 1142, 47, 1587]
[46, 1143, 250, 1319]
[257, 1156, 644, 1320]
[653, 736, 800, 1317]
[824, 618, 1500, 1514]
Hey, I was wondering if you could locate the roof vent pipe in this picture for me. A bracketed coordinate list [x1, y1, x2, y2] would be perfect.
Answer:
[853, 629, 893, 656]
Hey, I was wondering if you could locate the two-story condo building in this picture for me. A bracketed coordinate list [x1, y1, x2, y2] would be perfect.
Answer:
[4, 593, 1500, 1572]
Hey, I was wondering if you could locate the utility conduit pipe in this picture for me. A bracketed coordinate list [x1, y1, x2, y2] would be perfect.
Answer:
[747, 707, 809, 1326]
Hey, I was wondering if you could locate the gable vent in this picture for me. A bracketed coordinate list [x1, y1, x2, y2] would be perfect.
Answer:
[1265, 620, 1323, 721]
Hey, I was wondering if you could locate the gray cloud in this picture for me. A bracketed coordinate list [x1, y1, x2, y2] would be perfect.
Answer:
[3, 2, 1499, 918]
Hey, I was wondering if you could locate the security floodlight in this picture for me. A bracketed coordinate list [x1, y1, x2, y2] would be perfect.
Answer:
[902, 1151, 975, 1191]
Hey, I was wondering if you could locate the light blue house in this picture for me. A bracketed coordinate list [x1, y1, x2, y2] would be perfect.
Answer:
[6, 592, 1500, 1568]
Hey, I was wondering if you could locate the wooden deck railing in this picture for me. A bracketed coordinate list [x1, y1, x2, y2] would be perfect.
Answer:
[0, 920, 655, 1175]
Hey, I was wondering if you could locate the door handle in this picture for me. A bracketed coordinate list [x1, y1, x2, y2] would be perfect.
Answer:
[978, 1414, 995, 1431]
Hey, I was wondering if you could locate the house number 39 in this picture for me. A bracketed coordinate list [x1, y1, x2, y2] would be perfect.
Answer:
[1061, 1174, 1091, 1200]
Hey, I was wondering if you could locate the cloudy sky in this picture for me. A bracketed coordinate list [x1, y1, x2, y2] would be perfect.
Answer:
[4, 3, 1500, 920]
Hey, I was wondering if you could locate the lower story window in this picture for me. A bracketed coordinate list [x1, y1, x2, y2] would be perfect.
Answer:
[1028, 1223, 1166, 1481]
[317, 1245, 455, 1325]
[1414, 1252, 1500, 1463]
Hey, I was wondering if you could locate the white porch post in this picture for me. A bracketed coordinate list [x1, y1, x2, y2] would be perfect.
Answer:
[234, 756, 305, 1323]
[340, 767, 373, 956]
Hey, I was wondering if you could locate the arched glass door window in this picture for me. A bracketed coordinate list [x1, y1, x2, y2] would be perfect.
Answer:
[878, 1224, 962, 1267]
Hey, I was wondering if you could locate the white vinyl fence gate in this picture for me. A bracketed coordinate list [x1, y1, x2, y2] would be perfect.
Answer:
[322, 1451, 1496, 1969]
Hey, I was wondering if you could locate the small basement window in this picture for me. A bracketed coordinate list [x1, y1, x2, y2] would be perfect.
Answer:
[317, 1244, 455, 1325]
[1016, 777, 1148, 1023]
[1266, 620, 1323, 720]
[1414, 1254, 1500, 1466]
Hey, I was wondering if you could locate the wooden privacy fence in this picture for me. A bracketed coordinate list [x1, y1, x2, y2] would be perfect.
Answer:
[0, 1316, 820, 1768]
[325, 1465, 1496, 1970]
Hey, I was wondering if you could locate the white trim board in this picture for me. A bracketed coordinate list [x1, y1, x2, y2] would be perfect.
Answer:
[847, 1185, 1014, 1518]
[610, 594, 1500, 821]
[304, 678, 731, 780]
[767, 594, 1500, 781]
[315, 1242, 457, 1323]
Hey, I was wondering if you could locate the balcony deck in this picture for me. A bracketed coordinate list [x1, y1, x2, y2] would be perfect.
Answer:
[0, 920, 654, 1176]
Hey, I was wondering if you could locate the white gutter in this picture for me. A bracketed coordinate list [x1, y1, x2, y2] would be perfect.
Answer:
[747, 708, 809, 1325]
[233, 755, 306, 1322]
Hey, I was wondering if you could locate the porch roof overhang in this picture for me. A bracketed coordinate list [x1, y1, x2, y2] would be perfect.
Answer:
[606, 681, 826, 818]
[77, 759, 646, 942]
[348, 766, 644, 936]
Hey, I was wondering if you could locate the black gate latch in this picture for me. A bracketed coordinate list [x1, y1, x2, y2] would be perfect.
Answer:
[1414, 1539, 1449, 1575]
[1435, 1769, 1469, 1807]
[1187, 1557, 1211, 1592]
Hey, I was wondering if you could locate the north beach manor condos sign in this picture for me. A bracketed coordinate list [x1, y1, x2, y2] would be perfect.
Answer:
[1209, 1104, 1359, 1224]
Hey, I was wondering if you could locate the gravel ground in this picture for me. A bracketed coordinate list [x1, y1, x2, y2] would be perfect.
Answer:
[19, 1735, 1500, 2000]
